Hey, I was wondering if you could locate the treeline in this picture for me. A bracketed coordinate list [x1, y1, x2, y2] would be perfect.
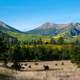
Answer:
[11, 45, 80, 61]
[0, 31, 80, 67]
[11, 45, 80, 67]
[0, 31, 19, 47]
[22, 37, 80, 45]
[1, 40, 80, 66]
[11, 45, 71, 61]
[0, 31, 19, 65]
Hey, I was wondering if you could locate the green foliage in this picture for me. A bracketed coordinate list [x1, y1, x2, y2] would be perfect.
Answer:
[70, 46, 80, 65]
[7, 31, 80, 44]
[0, 36, 8, 66]
[0, 31, 19, 66]
[58, 37, 64, 44]
[1, 31, 80, 67]
[12, 45, 26, 62]
[10, 45, 76, 61]
[50, 38, 56, 44]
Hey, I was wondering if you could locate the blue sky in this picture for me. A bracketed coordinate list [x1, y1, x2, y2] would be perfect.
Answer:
[0, 0, 80, 31]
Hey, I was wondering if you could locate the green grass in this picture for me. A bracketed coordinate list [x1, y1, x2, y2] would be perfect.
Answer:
[7, 31, 50, 42]
[7, 31, 80, 44]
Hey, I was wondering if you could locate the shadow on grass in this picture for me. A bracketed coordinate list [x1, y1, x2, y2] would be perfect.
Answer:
[0, 74, 16, 80]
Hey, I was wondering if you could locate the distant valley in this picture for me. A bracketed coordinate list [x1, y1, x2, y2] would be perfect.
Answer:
[0, 21, 80, 43]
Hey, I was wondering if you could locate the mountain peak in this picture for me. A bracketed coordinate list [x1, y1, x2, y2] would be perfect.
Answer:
[26, 22, 80, 36]
[0, 21, 11, 30]
[38, 22, 57, 29]
[0, 21, 21, 33]
[0, 21, 4, 25]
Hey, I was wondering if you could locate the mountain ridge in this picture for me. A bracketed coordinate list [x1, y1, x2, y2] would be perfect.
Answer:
[0, 21, 21, 33]
[26, 22, 80, 36]
[1, 21, 80, 42]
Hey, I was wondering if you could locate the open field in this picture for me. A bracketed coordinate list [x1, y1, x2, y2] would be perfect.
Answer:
[0, 61, 80, 80]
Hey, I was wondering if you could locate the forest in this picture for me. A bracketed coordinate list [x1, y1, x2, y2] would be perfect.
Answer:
[0, 31, 80, 68]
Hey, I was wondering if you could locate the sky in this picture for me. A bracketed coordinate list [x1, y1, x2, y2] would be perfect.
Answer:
[0, 0, 80, 31]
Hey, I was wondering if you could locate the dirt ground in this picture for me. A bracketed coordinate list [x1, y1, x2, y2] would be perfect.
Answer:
[1, 60, 80, 80]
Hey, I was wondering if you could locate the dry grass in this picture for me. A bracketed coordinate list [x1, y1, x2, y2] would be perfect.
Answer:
[0, 60, 80, 80]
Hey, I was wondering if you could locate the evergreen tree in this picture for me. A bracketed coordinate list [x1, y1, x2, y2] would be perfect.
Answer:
[0, 37, 8, 66]
[58, 37, 64, 44]
[50, 38, 56, 44]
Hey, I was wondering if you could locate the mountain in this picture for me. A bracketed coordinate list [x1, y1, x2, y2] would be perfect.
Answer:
[0, 21, 24, 41]
[0, 21, 21, 33]
[1, 21, 80, 37]
[0, 31, 19, 45]
[26, 22, 80, 37]
[1, 21, 80, 42]
[26, 22, 58, 35]
[26, 22, 68, 35]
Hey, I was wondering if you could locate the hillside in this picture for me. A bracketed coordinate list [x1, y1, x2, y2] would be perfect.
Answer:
[0, 21, 21, 33]
[0, 31, 19, 46]
[26, 22, 80, 36]
[26, 22, 60, 35]
[1, 21, 80, 43]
